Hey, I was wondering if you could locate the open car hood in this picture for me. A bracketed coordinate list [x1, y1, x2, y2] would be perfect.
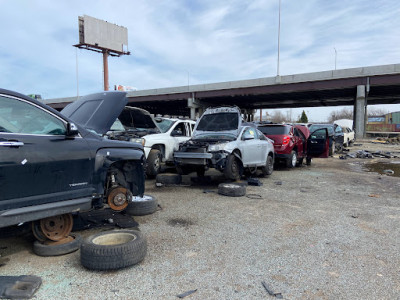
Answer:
[116, 106, 160, 134]
[61, 91, 128, 135]
[193, 107, 241, 139]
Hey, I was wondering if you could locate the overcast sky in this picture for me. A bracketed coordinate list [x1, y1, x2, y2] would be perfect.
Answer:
[1, 0, 399, 121]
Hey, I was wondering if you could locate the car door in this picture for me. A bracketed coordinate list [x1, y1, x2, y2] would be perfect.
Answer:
[0, 93, 93, 211]
[239, 127, 262, 165]
[307, 128, 329, 158]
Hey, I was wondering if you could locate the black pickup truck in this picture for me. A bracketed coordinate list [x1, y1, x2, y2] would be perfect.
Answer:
[0, 89, 145, 238]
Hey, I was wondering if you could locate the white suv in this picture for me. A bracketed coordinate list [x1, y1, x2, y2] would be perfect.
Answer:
[144, 118, 196, 177]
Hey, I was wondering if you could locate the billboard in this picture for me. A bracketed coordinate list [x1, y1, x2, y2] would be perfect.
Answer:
[78, 15, 128, 54]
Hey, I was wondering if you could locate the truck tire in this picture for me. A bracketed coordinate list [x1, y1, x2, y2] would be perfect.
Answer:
[261, 155, 274, 176]
[125, 195, 157, 216]
[156, 173, 182, 185]
[33, 234, 82, 256]
[286, 151, 297, 168]
[218, 183, 246, 197]
[146, 149, 162, 177]
[80, 230, 147, 271]
[224, 154, 241, 180]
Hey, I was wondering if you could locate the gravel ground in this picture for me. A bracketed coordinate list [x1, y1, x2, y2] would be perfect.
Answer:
[1, 140, 399, 300]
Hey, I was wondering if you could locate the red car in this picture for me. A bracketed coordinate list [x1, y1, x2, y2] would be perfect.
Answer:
[257, 124, 329, 167]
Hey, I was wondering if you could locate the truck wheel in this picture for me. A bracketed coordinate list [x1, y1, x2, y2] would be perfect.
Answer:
[146, 149, 161, 177]
[261, 155, 274, 176]
[224, 154, 241, 180]
[125, 195, 158, 216]
[218, 183, 246, 197]
[286, 151, 297, 168]
[33, 233, 82, 256]
[80, 230, 147, 271]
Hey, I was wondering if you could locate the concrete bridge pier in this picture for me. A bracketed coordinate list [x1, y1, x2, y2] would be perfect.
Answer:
[354, 85, 367, 139]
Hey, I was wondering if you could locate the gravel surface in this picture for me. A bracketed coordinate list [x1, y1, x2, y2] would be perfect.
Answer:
[1, 140, 399, 299]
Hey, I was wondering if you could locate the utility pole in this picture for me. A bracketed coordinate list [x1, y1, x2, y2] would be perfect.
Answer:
[277, 0, 281, 76]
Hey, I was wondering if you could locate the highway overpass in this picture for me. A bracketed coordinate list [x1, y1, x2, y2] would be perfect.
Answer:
[46, 64, 400, 138]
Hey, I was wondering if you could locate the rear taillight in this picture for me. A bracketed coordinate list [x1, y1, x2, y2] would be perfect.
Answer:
[282, 135, 291, 145]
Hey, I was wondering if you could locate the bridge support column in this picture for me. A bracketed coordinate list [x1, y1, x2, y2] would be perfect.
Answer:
[354, 85, 366, 139]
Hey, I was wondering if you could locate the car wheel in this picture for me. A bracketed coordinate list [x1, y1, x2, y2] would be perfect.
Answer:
[224, 154, 241, 180]
[218, 183, 246, 197]
[125, 195, 158, 216]
[296, 157, 304, 167]
[156, 173, 182, 185]
[261, 155, 274, 176]
[306, 157, 312, 165]
[33, 233, 82, 257]
[286, 151, 297, 168]
[80, 230, 147, 271]
[146, 149, 162, 178]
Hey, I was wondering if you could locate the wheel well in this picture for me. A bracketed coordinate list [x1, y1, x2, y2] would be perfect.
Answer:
[151, 144, 165, 158]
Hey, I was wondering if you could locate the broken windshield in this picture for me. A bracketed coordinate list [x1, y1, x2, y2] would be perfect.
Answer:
[196, 113, 239, 131]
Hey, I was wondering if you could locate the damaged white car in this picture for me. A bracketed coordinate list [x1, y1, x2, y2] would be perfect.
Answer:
[174, 107, 275, 180]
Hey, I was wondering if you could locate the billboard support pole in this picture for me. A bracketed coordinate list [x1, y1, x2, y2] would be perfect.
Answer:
[103, 50, 109, 91]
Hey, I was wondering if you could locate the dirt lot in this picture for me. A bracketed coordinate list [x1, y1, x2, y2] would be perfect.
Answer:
[1, 140, 399, 300]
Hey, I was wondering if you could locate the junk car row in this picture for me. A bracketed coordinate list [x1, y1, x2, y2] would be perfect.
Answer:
[0, 89, 336, 243]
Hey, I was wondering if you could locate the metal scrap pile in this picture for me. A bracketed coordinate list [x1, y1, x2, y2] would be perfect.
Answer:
[340, 150, 399, 159]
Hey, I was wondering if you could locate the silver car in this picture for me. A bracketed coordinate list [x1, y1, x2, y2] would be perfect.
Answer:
[174, 107, 275, 179]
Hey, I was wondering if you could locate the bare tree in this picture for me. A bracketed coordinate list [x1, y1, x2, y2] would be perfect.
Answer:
[328, 108, 353, 123]
[368, 107, 388, 116]
[266, 110, 286, 123]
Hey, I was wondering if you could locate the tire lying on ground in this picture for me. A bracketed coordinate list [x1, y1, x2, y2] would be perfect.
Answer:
[80, 229, 147, 271]
[125, 195, 158, 216]
[218, 183, 246, 197]
[155, 173, 182, 185]
[33, 233, 82, 257]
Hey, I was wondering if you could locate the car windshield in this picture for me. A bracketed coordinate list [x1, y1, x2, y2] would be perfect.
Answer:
[258, 125, 290, 135]
[157, 119, 176, 133]
[196, 113, 239, 131]
[309, 124, 334, 135]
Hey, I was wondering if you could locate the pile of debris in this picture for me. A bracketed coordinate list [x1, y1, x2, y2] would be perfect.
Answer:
[371, 136, 400, 145]
[340, 150, 399, 159]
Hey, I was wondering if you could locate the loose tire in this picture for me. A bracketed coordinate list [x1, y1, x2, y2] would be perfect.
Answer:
[286, 151, 297, 168]
[146, 149, 162, 177]
[156, 173, 182, 185]
[218, 183, 246, 197]
[33, 233, 82, 257]
[261, 155, 274, 176]
[125, 195, 157, 216]
[80, 230, 147, 271]
[224, 154, 241, 180]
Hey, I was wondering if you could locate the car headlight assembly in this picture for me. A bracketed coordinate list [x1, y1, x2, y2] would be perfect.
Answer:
[130, 137, 145, 146]
[208, 142, 228, 152]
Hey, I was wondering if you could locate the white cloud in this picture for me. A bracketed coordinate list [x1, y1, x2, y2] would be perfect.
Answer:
[0, 0, 399, 118]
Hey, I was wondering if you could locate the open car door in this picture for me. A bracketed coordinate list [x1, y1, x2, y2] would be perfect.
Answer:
[307, 128, 329, 158]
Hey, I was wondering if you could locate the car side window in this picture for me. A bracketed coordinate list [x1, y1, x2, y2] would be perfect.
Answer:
[242, 128, 256, 140]
[172, 122, 187, 136]
[0, 96, 66, 135]
[335, 126, 343, 133]
[257, 129, 266, 140]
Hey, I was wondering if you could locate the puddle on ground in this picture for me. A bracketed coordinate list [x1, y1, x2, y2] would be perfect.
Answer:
[363, 161, 400, 177]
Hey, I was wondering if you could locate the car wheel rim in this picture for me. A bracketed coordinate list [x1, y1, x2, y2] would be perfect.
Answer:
[291, 154, 297, 167]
